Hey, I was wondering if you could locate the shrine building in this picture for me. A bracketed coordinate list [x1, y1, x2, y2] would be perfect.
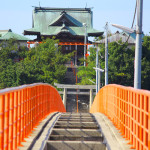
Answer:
[24, 7, 103, 65]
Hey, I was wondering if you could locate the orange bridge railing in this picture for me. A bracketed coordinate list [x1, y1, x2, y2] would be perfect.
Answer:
[90, 84, 150, 150]
[0, 83, 66, 150]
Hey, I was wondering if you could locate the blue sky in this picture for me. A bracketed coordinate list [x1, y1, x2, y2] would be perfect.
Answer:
[0, 0, 149, 39]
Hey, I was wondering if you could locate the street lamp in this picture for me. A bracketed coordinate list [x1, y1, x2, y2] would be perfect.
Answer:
[83, 23, 87, 67]
[134, 0, 143, 89]
[111, 0, 143, 89]
[93, 67, 104, 72]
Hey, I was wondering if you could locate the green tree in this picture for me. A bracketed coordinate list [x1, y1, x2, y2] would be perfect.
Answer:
[77, 47, 96, 85]
[78, 40, 135, 87]
[17, 38, 73, 85]
[0, 39, 27, 88]
[78, 35, 150, 90]
[99, 41, 135, 86]
[141, 35, 150, 89]
[0, 38, 72, 89]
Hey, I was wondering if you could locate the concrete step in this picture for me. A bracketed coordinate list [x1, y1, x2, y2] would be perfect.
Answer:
[61, 113, 92, 117]
[43, 113, 105, 150]
[58, 114, 95, 122]
[54, 122, 98, 129]
[58, 119, 96, 122]
[50, 129, 102, 136]
[49, 135, 103, 141]
[59, 116, 93, 120]
[55, 121, 97, 126]
[45, 141, 106, 150]
[54, 125, 99, 129]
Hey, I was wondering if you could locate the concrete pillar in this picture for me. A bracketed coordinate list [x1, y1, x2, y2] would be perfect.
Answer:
[89, 89, 93, 110]
[63, 88, 67, 109]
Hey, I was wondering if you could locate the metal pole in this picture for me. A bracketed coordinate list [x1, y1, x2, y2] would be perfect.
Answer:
[134, 0, 143, 89]
[89, 89, 93, 111]
[84, 23, 87, 67]
[96, 46, 99, 94]
[98, 46, 101, 90]
[63, 88, 67, 109]
[105, 22, 108, 85]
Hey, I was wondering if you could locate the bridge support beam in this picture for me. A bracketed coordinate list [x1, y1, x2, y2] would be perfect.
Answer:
[63, 88, 67, 109]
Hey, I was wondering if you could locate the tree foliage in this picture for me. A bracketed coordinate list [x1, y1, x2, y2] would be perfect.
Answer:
[141, 35, 150, 89]
[77, 47, 96, 85]
[100, 41, 134, 86]
[78, 35, 150, 90]
[0, 38, 72, 89]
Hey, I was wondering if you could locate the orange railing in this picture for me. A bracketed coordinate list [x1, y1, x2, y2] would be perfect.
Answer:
[0, 83, 66, 150]
[90, 84, 150, 150]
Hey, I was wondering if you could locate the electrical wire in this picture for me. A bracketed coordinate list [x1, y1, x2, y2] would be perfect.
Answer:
[116, 0, 137, 46]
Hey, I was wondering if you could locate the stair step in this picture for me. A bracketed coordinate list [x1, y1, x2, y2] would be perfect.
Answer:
[54, 125, 99, 129]
[61, 113, 92, 117]
[43, 113, 105, 150]
[59, 116, 94, 120]
[56, 122, 97, 125]
[57, 119, 96, 122]
[49, 135, 103, 141]
[51, 129, 102, 136]
[46, 141, 106, 150]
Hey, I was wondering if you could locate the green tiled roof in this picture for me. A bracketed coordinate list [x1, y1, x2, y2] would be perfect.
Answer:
[0, 29, 30, 41]
[49, 12, 82, 27]
[24, 7, 103, 37]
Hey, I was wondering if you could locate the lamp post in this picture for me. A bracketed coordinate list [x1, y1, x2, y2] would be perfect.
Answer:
[134, 0, 143, 89]
[83, 23, 87, 67]
[96, 46, 98, 93]
[111, 0, 143, 89]
[105, 22, 108, 85]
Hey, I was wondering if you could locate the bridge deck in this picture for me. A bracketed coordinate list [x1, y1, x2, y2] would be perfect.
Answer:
[19, 112, 133, 150]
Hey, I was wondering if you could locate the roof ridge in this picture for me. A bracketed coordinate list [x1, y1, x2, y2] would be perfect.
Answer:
[35, 7, 91, 11]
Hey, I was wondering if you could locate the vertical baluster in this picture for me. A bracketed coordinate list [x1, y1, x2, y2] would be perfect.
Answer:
[0, 95, 5, 150]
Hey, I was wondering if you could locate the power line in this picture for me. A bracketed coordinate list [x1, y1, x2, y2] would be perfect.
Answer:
[124, 0, 137, 44]
[115, 0, 137, 46]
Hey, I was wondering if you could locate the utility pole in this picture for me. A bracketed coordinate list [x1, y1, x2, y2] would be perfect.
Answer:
[105, 22, 108, 85]
[94, 44, 104, 94]
[134, 0, 143, 89]
[96, 46, 99, 93]
[98, 46, 101, 91]
[83, 23, 87, 67]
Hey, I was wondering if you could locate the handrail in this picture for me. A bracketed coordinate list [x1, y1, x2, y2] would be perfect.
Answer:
[90, 84, 150, 150]
[0, 83, 66, 150]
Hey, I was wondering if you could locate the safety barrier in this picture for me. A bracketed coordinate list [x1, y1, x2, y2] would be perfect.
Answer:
[0, 83, 66, 150]
[90, 84, 150, 150]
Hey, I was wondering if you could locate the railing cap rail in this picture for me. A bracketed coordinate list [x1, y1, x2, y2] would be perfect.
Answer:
[105, 84, 150, 96]
[0, 83, 52, 95]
